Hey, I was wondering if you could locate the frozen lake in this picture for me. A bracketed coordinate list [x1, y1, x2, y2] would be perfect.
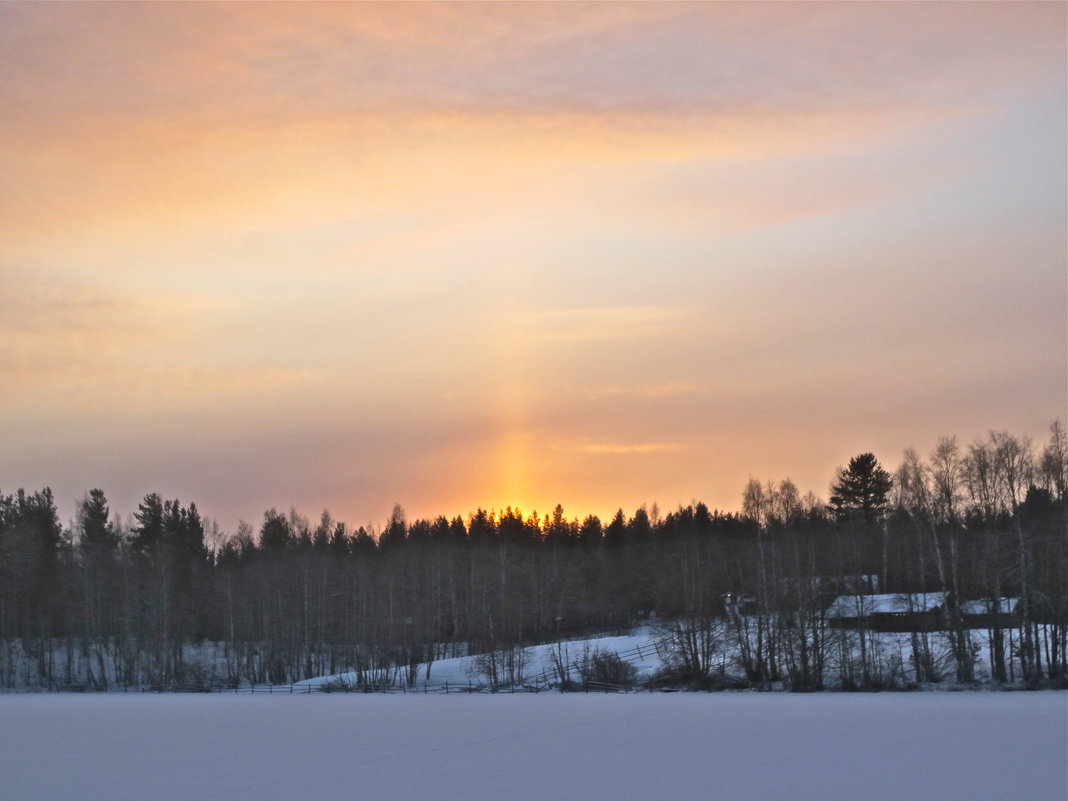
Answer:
[1, 692, 1064, 800]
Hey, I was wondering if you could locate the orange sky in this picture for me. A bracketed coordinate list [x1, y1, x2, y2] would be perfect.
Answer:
[1, 2, 1065, 531]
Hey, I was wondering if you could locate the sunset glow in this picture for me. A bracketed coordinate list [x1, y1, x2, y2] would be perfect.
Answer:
[1, 1, 1064, 530]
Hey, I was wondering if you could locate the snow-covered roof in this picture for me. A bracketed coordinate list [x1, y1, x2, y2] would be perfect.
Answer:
[825, 593, 947, 618]
[959, 598, 1019, 616]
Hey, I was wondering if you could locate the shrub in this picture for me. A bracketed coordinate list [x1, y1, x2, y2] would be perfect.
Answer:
[577, 648, 637, 690]
[318, 675, 357, 693]
[470, 645, 530, 690]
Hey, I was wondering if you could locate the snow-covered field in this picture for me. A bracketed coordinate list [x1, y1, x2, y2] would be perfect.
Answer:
[1, 693, 1063, 801]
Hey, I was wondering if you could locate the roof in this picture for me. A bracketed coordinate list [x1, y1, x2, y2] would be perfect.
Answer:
[825, 592, 947, 618]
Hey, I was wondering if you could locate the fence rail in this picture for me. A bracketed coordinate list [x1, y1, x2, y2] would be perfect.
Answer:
[498, 639, 664, 691]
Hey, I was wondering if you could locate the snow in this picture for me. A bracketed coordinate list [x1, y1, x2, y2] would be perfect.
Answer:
[0, 692, 1063, 801]
[295, 629, 664, 690]
[2, 622, 1053, 692]
[292, 623, 1053, 691]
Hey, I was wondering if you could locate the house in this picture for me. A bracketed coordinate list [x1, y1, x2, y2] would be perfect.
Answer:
[825, 592, 947, 632]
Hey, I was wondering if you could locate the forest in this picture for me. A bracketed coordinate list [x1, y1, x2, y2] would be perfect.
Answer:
[1, 423, 1065, 692]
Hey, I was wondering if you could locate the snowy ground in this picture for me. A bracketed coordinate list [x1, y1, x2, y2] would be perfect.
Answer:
[295, 624, 1041, 691]
[3, 623, 1052, 691]
[296, 629, 664, 690]
[1, 692, 1063, 801]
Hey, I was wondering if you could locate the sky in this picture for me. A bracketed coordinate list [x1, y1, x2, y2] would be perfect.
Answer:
[1, 1, 1065, 533]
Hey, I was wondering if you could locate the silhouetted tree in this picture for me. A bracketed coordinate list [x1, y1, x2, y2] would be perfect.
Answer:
[829, 453, 893, 521]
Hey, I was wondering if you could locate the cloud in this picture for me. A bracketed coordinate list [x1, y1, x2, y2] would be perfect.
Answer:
[555, 441, 685, 456]
[583, 382, 706, 400]
[0, 2, 1061, 529]
[0, 271, 320, 413]
[0, 269, 198, 356]
[0, 103, 965, 258]
[517, 306, 690, 344]
[6, 2, 1059, 254]
[3, 3, 1061, 120]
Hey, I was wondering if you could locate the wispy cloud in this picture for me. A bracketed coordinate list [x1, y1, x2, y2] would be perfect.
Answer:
[0, 272, 320, 412]
[556, 441, 684, 456]
[0, 270, 203, 353]
[518, 306, 689, 344]
[583, 382, 706, 400]
[4, 3, 1060, 120]
[1, 105, 953, 254]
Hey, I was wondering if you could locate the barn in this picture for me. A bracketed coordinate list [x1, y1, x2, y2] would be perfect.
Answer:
[825, 592, 947, 632]
[959, 598, 1020, 629]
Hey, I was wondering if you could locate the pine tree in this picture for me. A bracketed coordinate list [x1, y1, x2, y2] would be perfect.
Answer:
[829, 453, 893, 521]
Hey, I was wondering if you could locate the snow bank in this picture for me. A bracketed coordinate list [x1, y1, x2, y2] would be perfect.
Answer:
[1, 692, 1063, 801]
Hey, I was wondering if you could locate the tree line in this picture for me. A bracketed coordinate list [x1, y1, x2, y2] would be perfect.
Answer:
[1, 423, 1065, 690]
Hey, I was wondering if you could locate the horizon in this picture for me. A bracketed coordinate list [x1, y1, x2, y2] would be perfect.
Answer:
[2, 2, 1065, 535]
[9, 418, 1063, 538]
